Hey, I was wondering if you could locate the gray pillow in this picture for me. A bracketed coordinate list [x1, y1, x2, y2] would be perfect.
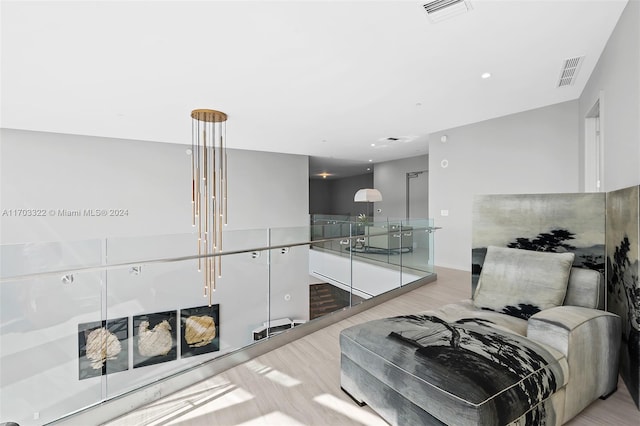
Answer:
[473, 246, 575, 319]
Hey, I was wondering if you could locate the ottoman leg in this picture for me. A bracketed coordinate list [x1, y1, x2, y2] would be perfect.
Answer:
[341, 386, 367, 407]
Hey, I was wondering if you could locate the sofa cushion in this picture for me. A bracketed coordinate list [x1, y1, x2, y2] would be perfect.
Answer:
[473, 246, 574, 320]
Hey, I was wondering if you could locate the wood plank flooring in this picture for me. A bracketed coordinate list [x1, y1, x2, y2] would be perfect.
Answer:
[104, 267, 638, 426]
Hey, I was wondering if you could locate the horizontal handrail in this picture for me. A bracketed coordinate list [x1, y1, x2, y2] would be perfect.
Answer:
[0, 226, 440, 283]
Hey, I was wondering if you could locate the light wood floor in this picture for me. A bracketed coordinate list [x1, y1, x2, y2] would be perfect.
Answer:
[105, 267, 638, 426]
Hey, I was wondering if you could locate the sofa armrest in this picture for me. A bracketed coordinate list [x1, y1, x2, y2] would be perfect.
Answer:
[527, 306, 621, 423]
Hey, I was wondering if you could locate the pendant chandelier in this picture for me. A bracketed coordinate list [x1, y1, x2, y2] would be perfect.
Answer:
[190, 109, 228, 306]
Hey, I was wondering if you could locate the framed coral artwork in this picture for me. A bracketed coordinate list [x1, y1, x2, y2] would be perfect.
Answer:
[180, 304, 220, 358]
[78, 317, 129, 380]
[133, 310, 177, 368]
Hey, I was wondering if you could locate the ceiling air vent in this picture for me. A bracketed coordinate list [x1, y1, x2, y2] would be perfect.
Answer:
[557, 56, 584, 87]
[423, 0, 472, 23]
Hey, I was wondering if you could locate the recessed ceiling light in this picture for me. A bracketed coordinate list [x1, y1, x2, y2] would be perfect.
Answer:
[368, 159, 373, 162]
[371, 143, 376, 147]
[367, 167, 371, 171]
[481, 72, 491, 79]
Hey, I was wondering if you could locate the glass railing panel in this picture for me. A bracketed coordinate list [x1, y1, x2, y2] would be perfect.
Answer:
[350, 220, 394, 266]
[103, 250, 269, 399]
[268, 243, 310, 330]
[308, 218, 438, 304]
[0, 221, 438, 424]
[104, 233, 200, 265]
[308, 224, 354, 319]
[104, 230, 270, 264]
[255, 225, 312, 335]
[427, 219, 436, 274]
[310, 215, 356, 257]
[350, 219, 398, 299]
[103, 231, 269, 399]
[0, 269, 104, 426]
[269, 225, 310, 247]
[310, 214, 350, 229]
[220, 228, 270, 252]
[0, 238, 103, 278]
[310, 222, 352, 254]
[212, 249, 270, 347]
[398, 219, 435, 285]
[271, 220, 368, 320]
[381, 220, 405, 272]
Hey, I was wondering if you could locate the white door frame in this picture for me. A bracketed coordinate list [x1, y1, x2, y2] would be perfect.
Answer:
[584, 92, 605, 192]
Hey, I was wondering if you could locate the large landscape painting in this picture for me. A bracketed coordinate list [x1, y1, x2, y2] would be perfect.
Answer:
[606, 185, 640, 408]
[471, 193, 605, 295]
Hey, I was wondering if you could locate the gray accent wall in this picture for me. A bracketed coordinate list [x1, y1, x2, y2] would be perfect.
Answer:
[309, 179, 332, 214]
[309, 173, 373, 216]
[428, 101, 580, 271]
[579, 0, 640, 192]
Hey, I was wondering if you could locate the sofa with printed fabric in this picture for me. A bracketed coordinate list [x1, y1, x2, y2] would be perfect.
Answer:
[340, 246, 621, 425]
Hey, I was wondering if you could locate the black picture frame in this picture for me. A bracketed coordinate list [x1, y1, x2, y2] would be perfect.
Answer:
[78, 317, 129, 380]
[133, 310, 177, 368]
[180, 304, 220, 358]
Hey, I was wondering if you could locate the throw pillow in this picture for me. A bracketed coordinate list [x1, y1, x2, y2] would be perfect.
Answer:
[473, 246, 574, 319]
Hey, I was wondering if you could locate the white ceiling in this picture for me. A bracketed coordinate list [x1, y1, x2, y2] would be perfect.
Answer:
[0, 0, 628, 178]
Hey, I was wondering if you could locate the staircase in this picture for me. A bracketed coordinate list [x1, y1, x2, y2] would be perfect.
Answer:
[309, 283, 364, 320]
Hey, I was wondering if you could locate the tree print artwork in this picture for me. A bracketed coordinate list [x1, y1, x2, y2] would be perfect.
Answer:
[388, 314, 562, 425]
[607, 235, 640, 405]
[471, 193, 605, 293]
[507, 229, 577, 252]
[605, 185, 639, 408]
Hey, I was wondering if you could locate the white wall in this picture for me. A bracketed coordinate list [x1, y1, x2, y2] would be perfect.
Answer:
[374, 155, 429, 220]
[0, 128, 310, 426]
[226, 149, 310, 230]
[428, 101, 580, 270]
[579, 0, 640, 192]
[0, 129, 309, 244]
[428, 2, 639, 270]
[0, 129, 192, 244]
